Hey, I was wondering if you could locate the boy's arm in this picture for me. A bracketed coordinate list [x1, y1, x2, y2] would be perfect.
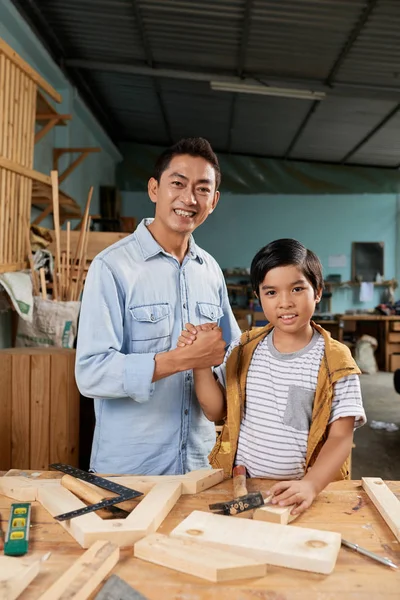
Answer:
[269, 416, 355, 515]
[194, 368, 226, 422]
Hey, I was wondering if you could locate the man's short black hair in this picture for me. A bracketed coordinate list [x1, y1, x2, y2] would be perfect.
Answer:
[250, 238, 324, 297]
[153, 137, 221, 191]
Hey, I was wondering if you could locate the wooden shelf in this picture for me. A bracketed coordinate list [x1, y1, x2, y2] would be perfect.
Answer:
[35, 90, 71, 144]
[324, 279, 396, 287]
[31, 180, 82, 226]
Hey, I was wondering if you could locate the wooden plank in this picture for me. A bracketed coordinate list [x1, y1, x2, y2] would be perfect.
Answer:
[0, 155, 51, 185]
[0, 475, 41, 501]
[67, 351, 80, 465]
[362, 477, 400, 541]
[0, 39, 61, 102]
[134, 533, 267, 582]
[170, 510, 341, 575]
[0, 353, 12, 470]
[37, 541, 119, 600]
[30, 354, 50, 470]
[124, 482, 182, 534]
[49, 353, 69, 464]
[253, 504, 298, 525]
[182, 468, 225, 494]
[11, 353, 31, 468]
[0, 555, 41, 600]
[48, 230, 129, 262]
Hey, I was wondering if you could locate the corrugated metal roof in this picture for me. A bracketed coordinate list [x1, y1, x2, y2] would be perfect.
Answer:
[338, 1, 400, 87]
[291, 96, 397, 162]
[11, 0, 400, 167]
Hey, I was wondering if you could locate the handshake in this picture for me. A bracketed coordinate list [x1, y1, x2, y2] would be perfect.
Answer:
[176, 322, 226, 369]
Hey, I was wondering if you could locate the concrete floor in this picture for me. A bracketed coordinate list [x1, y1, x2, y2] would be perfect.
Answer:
[352, 372, 400, 480]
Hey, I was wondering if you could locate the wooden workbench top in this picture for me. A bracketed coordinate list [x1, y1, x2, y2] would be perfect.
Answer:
[1, 473, 399, 599]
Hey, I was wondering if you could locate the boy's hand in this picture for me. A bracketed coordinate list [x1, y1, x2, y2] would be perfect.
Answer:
[268, 479, 318, 516]
[177, 322, 218, 347]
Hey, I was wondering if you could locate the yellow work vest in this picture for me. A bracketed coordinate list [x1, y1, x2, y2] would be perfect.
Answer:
[209, 321, 361, 479]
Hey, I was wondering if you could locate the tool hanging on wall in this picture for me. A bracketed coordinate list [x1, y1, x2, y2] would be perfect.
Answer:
[50, 464, 143, 521]
[4, 503, 31, 556]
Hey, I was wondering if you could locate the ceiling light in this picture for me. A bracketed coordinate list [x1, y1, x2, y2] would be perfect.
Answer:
[210, 81, 326, 101]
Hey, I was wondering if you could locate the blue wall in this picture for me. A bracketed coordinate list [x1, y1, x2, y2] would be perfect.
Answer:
[0, 0, 122, 348]
[121, 190, 399, 314]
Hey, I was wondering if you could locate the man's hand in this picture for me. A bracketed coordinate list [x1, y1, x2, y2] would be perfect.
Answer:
[178, 326, 226, 368]
[268, 479, 318, 516]
[177, 322, 218, 347]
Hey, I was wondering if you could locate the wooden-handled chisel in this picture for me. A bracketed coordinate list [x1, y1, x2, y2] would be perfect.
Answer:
[61, 474, 130, 519]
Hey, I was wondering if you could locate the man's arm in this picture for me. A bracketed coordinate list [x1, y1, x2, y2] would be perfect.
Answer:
[76, 259, 226, 402]
[153, 328, 225, 382]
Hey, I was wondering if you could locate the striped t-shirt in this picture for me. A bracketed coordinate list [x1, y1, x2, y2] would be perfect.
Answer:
[214, 330, 366, 479]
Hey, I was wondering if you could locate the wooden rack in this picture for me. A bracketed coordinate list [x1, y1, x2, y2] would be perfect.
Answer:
[0, 38, 61, 274]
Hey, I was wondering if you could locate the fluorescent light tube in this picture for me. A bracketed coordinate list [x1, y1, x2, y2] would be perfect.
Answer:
[210, 81, 326, 101]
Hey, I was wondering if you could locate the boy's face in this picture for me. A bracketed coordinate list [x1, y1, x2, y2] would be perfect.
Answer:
[148, 154, 220, 236]
[258, 265, 322, 335]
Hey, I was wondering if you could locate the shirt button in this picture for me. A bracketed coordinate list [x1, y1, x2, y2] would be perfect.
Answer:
[150, 314, 155, 321]
[211, 312, 214, 318]
[183, 303, 186, 309]
[184, 409, 188, 415]
[182, 443, 186, 449]
[186, 373, 191, 381]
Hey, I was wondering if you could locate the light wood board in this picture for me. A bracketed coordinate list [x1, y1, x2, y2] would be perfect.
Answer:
[134, 533, 267, 582]
[362, 477, 400, 541]
[170, 510, 341, 575]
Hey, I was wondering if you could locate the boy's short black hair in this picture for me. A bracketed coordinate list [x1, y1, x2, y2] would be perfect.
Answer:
[153, 137, 221, 191]
[250, 238, 324, 297]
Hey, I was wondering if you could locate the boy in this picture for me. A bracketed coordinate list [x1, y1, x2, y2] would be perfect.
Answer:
[178, 239, 366, 515]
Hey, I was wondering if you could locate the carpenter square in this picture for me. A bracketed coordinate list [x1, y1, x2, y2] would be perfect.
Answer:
[50, 463, 143, 521]
[94, 574, 149, 599]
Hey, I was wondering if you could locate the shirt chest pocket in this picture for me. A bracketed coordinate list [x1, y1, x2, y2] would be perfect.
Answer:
[197, 302, 224, 325]
[129, 303, 171, 354]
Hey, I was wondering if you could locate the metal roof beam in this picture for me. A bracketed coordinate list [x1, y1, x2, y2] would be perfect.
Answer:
[341, 103, 400, 163]
[237, 0, 255, 77]
[130, 0, 172, 143]
[326, 0, 379, 85]
[284, 0, 379, 159]
[64, 60, 400, 101]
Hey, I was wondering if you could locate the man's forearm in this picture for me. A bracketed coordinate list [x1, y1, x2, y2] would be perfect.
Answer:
[152, 348, 190, 382]
[194, 368, 226, 422]
[303, 434, 354, 493]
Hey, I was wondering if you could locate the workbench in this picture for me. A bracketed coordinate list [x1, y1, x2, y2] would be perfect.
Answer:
[1, 473, 399, 599]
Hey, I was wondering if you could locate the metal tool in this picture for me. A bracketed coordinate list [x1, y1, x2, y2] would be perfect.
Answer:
[94, 574, 149, 599]
[209, 491, 266, 515]
[209, 464, 272, 516]
[50, 463, 143, 521]
[341, 538, 398, 569]
[61, 474, 130, 519]
[4, 502, 31, 556]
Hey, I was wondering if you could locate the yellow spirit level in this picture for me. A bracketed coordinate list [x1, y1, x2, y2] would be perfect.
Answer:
[4, 502, 31, 556]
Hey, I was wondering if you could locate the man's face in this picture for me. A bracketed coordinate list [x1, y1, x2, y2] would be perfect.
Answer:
[148, 154, 220, 235]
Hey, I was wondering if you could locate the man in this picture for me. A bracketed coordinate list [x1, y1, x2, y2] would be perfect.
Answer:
[75, 137, 241, 475]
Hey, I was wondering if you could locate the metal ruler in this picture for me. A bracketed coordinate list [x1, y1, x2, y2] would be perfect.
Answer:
[4, 502, 31, 556]
[50, 464, 143, 521]
[94, 575, 149, 599]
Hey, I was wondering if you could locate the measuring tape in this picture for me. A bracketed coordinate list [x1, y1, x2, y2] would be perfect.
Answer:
[50, 463, 143, 521]
[4, 502, 31, 556]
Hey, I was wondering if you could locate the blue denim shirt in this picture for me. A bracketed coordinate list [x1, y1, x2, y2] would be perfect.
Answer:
[75, 218, 240, 475]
